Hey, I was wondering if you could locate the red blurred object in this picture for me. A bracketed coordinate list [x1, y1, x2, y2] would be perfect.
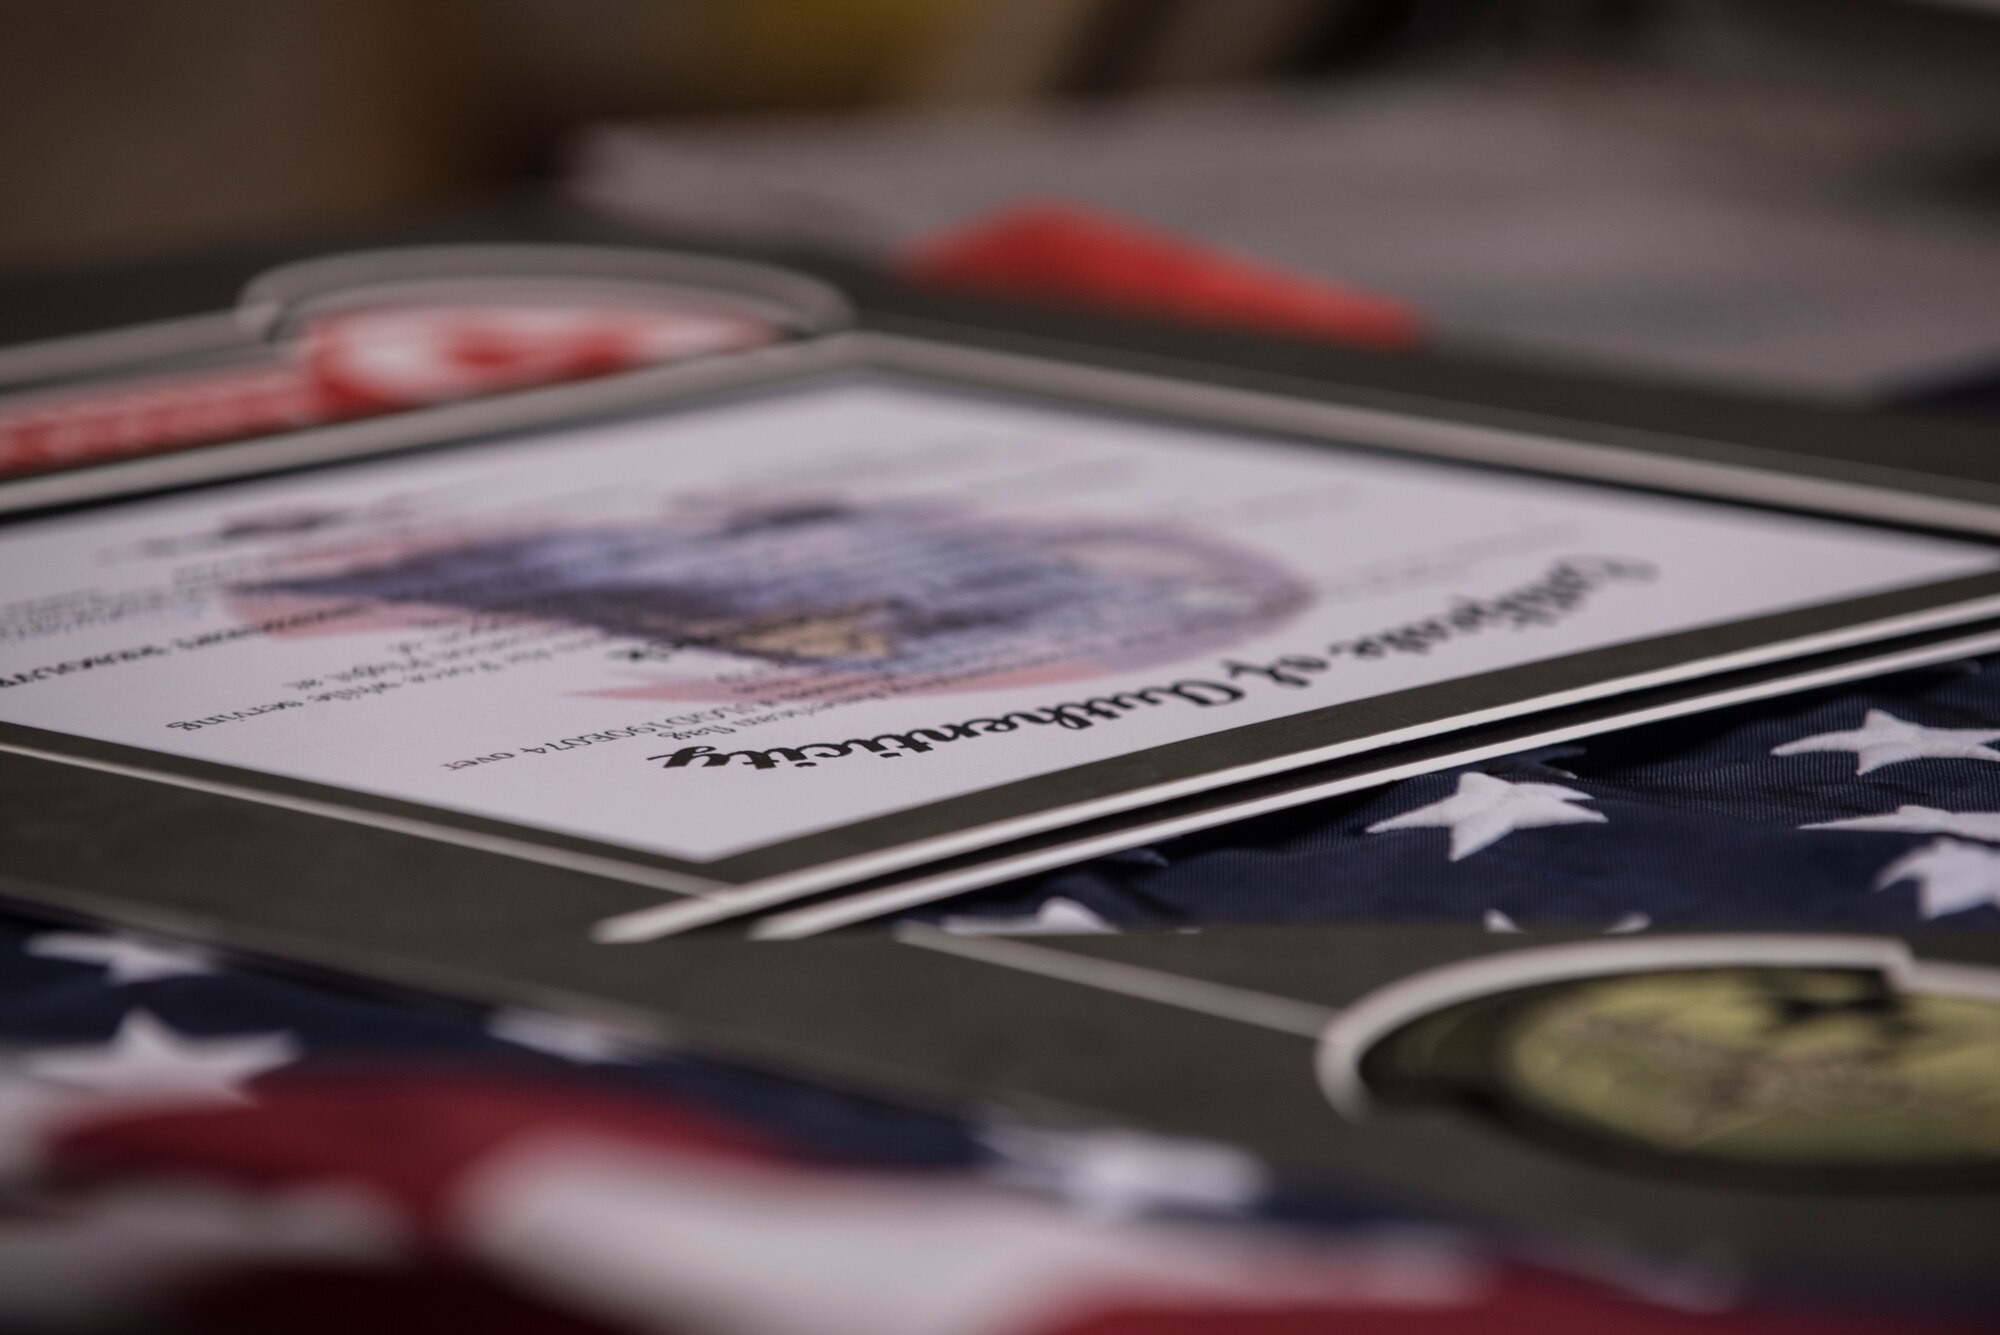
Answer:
[903, 201, 1423, 351]
[0, 300, 775, 480]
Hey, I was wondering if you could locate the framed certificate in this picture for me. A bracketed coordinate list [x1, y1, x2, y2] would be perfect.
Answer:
[7, 243, 1997, 1321]
[6, 245, 2000, 948]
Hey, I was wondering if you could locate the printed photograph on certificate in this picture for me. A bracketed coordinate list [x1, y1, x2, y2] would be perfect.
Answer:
[3, 370, 1999, 926]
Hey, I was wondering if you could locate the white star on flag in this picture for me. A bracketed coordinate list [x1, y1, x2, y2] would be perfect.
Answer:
[1771, 709, 2000, 775]
[25, 932, 216, 984]
[1802, 805, 2000, 841]
[1874, 838, 2000, 919]
[939, 898, 1117, 936]
[22, 1010, 297, 1106]
[1367, 772, 1606, 860]
[1482, 908, 1648, 934]
[981, 1123, 1267, 1222]
[488, 1008, 646, 1065]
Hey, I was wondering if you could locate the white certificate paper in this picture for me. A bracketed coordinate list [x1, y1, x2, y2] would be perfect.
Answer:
[0, 377, 1994, 881]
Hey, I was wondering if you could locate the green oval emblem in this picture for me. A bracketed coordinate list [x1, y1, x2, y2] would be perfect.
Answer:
[1362, 964, 2000, 1186]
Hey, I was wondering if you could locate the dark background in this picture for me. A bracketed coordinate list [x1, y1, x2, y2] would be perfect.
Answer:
[4, 0, 2000, 407]
[3, 1, 1996, 267]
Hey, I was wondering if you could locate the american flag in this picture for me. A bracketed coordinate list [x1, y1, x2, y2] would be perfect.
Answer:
[930, 657, 2000, 937]
[1, 656, 1997, 1331]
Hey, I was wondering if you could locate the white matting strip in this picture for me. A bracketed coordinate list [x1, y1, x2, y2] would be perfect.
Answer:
[895, 923, 1337, 1038]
